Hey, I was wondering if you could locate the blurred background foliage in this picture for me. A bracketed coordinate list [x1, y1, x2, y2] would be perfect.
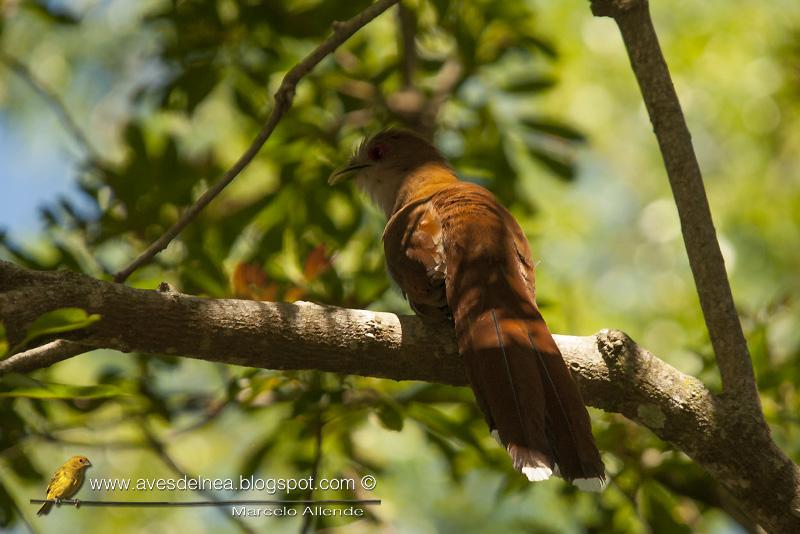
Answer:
[0, 0, 799, 532]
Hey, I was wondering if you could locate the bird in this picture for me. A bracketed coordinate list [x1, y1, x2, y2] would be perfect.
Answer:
[37, 455, 92, 516]
[329, 128, 605, 490]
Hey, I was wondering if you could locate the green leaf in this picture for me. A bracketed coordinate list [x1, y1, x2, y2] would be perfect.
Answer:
[0, 482, 16, 528]
[27, 307, 101, 338]
[502, 76, 557, 94]
[24, 1, 81, 25]
[0, 374, 127, 400]
[240, 435, 280, 477]
[520, 118, 587, 142]
[0, 323, 7, 359]
[3, 448, 40, 480]
[527, 147, 577, 181]
[520, 34, 558, 59]
[406, 403, 482, 450]
[8, 307, 101, 356]
[0, 400, 26, 449]
[376, 398, 404, 432]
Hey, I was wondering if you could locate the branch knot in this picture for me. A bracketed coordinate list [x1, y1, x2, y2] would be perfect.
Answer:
[596, 328, 633, 362]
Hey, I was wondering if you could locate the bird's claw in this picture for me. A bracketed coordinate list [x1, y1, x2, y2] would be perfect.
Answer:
[74, 499, 81, 508]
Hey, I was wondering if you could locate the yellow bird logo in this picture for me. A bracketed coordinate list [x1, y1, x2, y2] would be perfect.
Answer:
[38, 455, 92, 516]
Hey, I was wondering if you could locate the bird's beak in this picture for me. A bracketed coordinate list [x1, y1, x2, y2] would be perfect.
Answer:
[328, 161, 371, 185]
[85, 460, 92, 467]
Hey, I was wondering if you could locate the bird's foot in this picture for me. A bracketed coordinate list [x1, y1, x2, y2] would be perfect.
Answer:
[74, 499, 81, 508]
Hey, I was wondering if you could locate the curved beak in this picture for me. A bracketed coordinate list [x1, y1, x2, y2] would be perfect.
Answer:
[328, 162, 371, 185]
[85, 459, 92, 467]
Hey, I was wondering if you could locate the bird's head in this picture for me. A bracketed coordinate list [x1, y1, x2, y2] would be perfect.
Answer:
[328, 128, 450, 216]
[66, 456, 92, 471]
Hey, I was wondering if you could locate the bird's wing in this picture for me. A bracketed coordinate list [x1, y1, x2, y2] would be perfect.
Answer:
[45, 466, 66, 498]
[431, 182, 605, 486]
[383, 196, 449, 321]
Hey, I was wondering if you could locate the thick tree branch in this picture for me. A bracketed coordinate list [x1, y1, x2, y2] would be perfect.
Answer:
[113, 0, 401, 283]
[1, 260, 798, 531]
[588, 0, 760, 407]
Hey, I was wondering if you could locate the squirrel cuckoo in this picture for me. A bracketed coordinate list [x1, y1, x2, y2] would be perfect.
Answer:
[330, 129, 605, 490]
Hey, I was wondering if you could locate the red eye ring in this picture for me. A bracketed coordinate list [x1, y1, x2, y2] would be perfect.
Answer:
[367, 144, 385, 161]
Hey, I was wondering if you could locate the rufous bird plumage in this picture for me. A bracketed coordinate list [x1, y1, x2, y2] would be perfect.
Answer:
[331, 129, 605, 490]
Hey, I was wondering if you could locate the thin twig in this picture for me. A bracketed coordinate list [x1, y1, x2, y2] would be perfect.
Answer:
[0, 339, 88, 375]
[588, 0, 760, 408]
[0, 50, 106, 167]
[113, 0, 401, 283]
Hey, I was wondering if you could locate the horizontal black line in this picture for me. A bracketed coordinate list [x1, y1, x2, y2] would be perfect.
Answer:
[30, 499, 381, 507]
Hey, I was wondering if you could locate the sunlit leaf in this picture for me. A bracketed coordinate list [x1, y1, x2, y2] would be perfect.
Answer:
[0, 374, 127, 399]
[0, 323, 7, 359]
[6, 308, 101, 357]
[24, 1, 81, 25]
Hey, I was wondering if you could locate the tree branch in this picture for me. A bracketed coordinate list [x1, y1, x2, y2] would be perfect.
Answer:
[112, 0, 401, 283]
[1, 260, 798, 531]
[397, 3, 418, 88]
[0, 339, 88, 373]
[587, 0, 760, 407]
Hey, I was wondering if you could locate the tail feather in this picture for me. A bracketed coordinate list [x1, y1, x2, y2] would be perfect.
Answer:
[464, 309, 551, 461]
[527, 321, 606, 485]
[489, 310, 543, 452]
[450, 275, 605, 488]
[508, 442, 553, 482]
[37, 501, 53, 516]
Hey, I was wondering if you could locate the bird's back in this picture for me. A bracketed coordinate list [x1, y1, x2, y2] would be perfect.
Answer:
[384, 177, 605, 487]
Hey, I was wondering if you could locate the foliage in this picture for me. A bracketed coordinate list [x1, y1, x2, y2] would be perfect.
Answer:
[2, 307, 101, 358]
[1, 0, 799, 533]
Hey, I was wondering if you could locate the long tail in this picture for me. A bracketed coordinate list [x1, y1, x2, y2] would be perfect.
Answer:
[37, 501, 53, 516]
[448, 269, 605, 489]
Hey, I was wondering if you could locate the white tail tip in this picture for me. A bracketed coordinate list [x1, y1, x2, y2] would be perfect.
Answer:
[573, 477, 607, 492]
[522, 465, 553, 482]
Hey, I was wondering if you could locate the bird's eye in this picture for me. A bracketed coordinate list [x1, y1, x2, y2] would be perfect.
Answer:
[367, 144, 385, 161]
